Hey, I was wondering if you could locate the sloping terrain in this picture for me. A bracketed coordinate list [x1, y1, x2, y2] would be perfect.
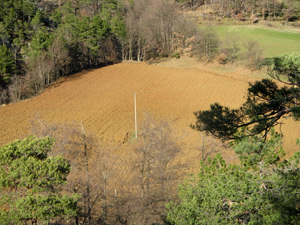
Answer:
[1, 61, 299, 159]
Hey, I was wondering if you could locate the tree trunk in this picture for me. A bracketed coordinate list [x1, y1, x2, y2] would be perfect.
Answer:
[102, 163, 107, 222]
[88, 48, 91, 68]
[82, 128, 91, 225]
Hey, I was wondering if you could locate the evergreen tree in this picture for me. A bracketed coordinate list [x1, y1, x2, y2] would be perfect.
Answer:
[0, 45, 15, 87]
[28, 26, 53, 55]
[167, 154, 263, 224]
[111, 12, 126, 59]
[0, 22, 9, 45]
[22, 0, 38, 24]
[192, 53, 300, 141]
[78, 15, 110, 68]
[167, 133, 300, 224]
[31, 10, 44, 33]
[232, 128, 285, 171]
[0, 135, 79, 224]
[168, 53, 300, 225]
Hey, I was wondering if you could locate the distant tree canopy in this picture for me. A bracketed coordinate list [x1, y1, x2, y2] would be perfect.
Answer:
[192, 53, 300, 141]
[0, 0, 298, 105]
[0, 135, 79, 224]
[176, 0, 300, 22]
[0, 0, 298, 104]
[0, 0, 198, 104]
[0, 0, 123, 102]
[0, 44, 15, 87]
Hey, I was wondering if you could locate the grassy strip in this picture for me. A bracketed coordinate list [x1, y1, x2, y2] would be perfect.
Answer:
[215, 25, 300, 57]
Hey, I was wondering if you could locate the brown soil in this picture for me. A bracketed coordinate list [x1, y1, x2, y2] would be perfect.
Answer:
[1, 59, 299, 163]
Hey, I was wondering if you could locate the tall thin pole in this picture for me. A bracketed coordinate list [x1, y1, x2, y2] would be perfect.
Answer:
[134, 92, 137, 138]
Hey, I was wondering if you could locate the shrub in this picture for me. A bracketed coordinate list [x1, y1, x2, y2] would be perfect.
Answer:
[161, 52, 169, 58]
[216, 49, 229, 65]
[0, 136, 79, 224]
[243, 40, 264, 70]
[170, 52, 180, 59]
[150, 52, 160, 59]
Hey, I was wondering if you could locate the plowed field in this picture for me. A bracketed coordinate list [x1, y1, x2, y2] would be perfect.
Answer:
[1, 61, 299, 159]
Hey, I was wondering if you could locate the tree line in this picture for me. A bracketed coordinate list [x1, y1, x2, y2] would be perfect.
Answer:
[0, 0, 199, 105]
[178, 0, 300, 23]
[1, 0, 298, 105]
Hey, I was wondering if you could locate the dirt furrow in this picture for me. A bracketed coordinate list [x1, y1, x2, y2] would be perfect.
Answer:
[0, 62, 299, 159]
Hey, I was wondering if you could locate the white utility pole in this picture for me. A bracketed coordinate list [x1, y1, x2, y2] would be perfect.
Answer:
[134, 92, 137, 138]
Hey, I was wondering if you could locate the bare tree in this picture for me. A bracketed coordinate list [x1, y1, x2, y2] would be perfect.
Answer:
[197, 132, 226, 162]
[48, 37, 70, 82]
[30, 114, 189, 225]
[121, 0, 197, 60]
[224, 31, 241, 63]
[0, 86, 9, 104]
[194, 24, 219, 63]
[8, 75, 24, 103]
[124, 11, 138, 61]
[243, 40, 264, 70]
[284, 7, 295, 24]
[30, 117, 124, 225]
[136, 16, 149, 61]
[147, 0, 178, 53]
[131, 114, 184, 224]
[25, 52, 54, 94]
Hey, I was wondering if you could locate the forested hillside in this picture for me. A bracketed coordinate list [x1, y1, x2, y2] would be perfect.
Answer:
[0, 0, 198, 104]
[179, 0, 300, 22]
[1, 0, 300, 105]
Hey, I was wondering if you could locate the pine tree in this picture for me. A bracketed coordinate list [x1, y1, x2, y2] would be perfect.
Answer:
[0, 136, 79, 224]
[168, 54, 300, 225]
[192, 53, 300, 141]
[0, 22, 9, 45]
[0, 45, 15, 87]
[31, 10, 44, 33]
[167, 134, 300, 224]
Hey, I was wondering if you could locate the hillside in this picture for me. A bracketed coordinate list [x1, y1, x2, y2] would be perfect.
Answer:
[1, 59, 299, 160]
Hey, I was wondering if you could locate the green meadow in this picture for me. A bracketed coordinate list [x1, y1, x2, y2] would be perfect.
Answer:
[216, 25, 300, 57]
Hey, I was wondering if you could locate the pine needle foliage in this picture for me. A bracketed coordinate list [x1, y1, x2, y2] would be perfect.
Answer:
[0, 135, 79, 224]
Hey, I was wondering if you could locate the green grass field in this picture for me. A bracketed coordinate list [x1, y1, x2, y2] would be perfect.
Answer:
[216, 25, 300, 57]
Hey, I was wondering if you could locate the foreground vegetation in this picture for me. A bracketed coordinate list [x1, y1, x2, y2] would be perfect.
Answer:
[0, 136, 79, 224]
[169, 53, 300, 224]
[167, 136, 300, 224]
[1, 54, 300, 224]
[1, 0, 300, 224]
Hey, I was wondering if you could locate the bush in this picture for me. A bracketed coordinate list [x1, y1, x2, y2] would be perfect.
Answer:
[170, 52, 180, 59]
[193, 25, 219, 63]
[243, 40, 264, 70]
[150, 52, 160, 59]
[161, 52, 169, 58]
[216, 49, 229, 65]
[0, 136, 79, 224]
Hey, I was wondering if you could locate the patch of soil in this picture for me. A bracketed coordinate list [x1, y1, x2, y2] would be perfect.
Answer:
[0, 61, 299, 165]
